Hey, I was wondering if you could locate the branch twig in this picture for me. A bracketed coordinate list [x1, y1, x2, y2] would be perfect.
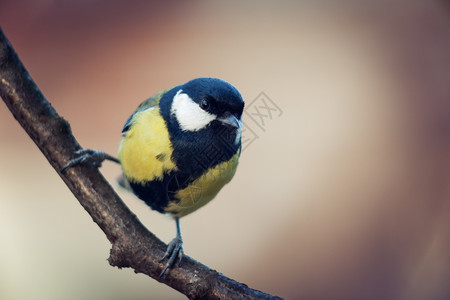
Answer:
[0, 28, 282, 300]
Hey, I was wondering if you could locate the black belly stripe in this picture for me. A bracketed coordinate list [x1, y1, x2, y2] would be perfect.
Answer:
[128, 171, 195, 214]
[129, 180, 168, 213]
[128, 118, 240, 215]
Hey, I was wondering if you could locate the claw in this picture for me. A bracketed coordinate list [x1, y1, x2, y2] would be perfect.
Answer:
[159, 236, 183, 277]
[159, 217, 183, 278]
[61, 149, 119, 172]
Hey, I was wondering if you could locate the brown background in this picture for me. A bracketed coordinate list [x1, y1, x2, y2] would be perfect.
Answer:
[1, 1, 449, 299]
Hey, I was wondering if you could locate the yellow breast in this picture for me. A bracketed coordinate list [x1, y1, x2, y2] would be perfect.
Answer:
[118, 105, 241, 218]
[165, 151, 240, 217]
[118, 107, 177, 183]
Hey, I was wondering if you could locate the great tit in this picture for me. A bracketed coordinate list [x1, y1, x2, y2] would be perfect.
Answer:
[62, 77, 244, 277]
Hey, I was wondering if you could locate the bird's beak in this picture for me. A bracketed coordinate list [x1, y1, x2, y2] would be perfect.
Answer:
[218, 113, 242, 129]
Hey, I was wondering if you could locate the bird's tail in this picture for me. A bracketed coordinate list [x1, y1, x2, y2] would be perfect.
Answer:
[117, 174, 133, 193]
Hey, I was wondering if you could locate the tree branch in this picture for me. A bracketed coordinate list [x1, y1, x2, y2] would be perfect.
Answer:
[0, 28, 282, 300]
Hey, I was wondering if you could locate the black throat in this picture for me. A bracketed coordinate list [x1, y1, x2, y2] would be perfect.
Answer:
[159, 89, 240, 179]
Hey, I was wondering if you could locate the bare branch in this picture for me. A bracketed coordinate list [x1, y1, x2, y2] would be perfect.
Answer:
[0, 28, 282, 300]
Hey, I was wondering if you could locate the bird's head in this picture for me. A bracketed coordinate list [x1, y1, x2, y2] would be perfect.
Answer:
[168, 78, 244, 139]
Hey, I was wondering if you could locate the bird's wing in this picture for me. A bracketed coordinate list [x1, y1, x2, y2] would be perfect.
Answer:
[121, 86, 174, 136]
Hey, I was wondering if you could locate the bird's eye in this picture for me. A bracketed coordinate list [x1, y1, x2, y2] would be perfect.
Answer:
[200, 99, 209, 110]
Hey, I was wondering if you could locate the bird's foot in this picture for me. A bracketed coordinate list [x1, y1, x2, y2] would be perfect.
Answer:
[159, 236, 183, 277]
[61, 149, 119, 172]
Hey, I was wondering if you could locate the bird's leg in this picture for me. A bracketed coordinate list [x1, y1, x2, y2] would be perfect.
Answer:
[159, 217, 183, 277]
[61, 148, 120, 172]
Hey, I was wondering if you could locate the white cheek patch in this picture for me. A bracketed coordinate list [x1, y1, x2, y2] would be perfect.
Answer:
[171, 90, 217, 131]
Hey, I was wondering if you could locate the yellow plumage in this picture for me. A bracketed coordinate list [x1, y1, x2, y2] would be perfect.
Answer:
[166, 151, 240, 217]
[118, 107, 177, 183]
[64, 77, 244, 276]
[118, 103, 240, 217]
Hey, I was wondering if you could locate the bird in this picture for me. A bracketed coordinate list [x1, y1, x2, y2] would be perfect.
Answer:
[62, 77, 245, 277]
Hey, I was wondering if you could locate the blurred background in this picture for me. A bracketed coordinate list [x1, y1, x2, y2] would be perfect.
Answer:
[1, 0, 449, 299]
